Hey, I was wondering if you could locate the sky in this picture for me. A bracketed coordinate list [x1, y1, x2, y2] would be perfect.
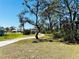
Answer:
[0, 0, 33, 29]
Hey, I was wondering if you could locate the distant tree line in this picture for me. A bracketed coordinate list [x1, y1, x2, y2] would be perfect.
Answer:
[0, 26, 16, 33]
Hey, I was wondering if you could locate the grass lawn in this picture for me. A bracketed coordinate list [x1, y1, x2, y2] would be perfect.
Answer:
[0, 33, 35, 41]
[0, 35, 79, 59]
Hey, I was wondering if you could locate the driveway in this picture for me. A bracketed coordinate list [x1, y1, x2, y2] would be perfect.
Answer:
[0, 34, 44, 47]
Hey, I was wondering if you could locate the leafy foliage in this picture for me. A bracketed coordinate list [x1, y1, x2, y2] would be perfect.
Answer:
[18, 0, 79, 43]
[23, 30, 31, 35]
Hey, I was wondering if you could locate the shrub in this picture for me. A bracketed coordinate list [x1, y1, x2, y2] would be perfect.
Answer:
[64, 33, 74, 43]
[75, 33, 79, 43]
[49, 40, 53, 42]
[0, 30, 5, 36]
[63, 31, 79, 43]
[23, 30, 31, 35]
[31, 31, 36, 34]
[53, 32, 63, 39]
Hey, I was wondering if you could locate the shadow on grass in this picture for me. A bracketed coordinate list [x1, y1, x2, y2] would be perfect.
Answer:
[32, 38, 53, 43]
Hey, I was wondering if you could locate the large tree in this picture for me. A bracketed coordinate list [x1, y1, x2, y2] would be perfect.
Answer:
[40, 0, 60, 32]
[20, 0, 49, 39]
[41, 0, 79, 42]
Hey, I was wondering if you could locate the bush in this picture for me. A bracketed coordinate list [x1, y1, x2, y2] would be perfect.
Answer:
[0, 30, 4, 36]
[75, 33, 79, 43]
[63, 31, 79, 43]
[53, 32, 63, 39]
[49, 40, 53, 42]
[64, 34, 74, 43]
[31, 31, 36, 34]
[23, 30, 31, 35]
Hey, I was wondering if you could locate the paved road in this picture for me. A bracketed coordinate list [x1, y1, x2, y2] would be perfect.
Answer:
[0, 34, 44, 47]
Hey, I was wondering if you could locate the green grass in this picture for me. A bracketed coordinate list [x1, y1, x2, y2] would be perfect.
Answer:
[0, 33, 35, 41]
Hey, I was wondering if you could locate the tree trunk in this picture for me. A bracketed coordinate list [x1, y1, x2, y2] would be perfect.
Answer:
[48, 14, 52, 33]
[35, 24, 41, 40]
[23, 24, 25, 32]
[35, 31, 39, 39]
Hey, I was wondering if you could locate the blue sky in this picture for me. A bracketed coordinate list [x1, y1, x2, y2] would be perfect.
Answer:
[0, 0, 33, 29]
